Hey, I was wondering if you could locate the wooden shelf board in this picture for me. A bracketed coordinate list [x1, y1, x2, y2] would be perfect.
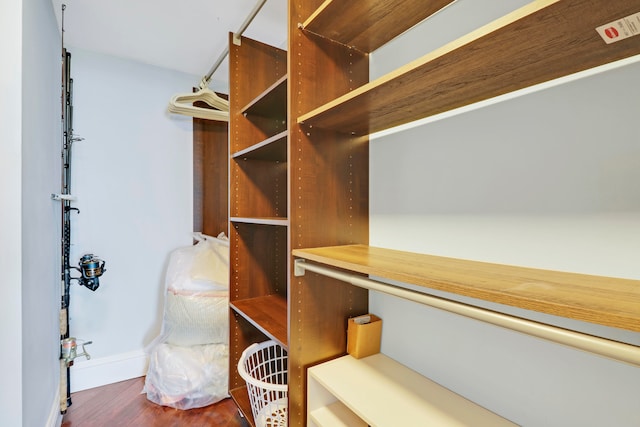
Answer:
[241, 74, 288, 118]
[230, 294, 288, 349]
[302, 0, 454, 53]
[298, 0, 640, 135]
[230, 386, 256, 427]
[232, 130, 287, 161]
[308, 354, 517, 426]
[293, 244, 640, 333]
[231, 216, 289, 226]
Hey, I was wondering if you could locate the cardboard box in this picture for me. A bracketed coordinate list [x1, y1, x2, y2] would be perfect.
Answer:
[347, 314, 382, 359]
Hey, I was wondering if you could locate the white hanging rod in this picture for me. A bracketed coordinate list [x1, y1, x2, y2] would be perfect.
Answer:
[203, 0, 268, 83]
[167, 0, 268, 121]
[293, 259, 640, 367]
[193, 231, 229, 247]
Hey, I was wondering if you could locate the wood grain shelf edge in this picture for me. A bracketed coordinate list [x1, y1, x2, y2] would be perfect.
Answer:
[302, 0, 455, 53]
[230, 294, 288, 348]
[297, 0, 640, 136]
[230, 216, 289, 226]
[231, 130, 287, 160]
[229, 386, 256, 427]
[240, 74, 288, 117]
[293, 244, 640, 333]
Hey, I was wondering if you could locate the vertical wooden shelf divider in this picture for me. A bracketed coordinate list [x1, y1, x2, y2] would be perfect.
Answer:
[287, 2, 371, 426]
[228, 33, 289, 426]
[226, 3, 375, 424]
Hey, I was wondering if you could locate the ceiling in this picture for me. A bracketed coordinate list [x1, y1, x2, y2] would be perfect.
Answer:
[50, 0, 288, 92]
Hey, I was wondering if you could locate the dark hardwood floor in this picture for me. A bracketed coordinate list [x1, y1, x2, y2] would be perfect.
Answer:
[61, 376, 248, 427]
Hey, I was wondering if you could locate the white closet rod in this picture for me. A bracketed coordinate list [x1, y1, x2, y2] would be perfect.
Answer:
[293, 259, 640, 367]
[203, 0, 268, 83]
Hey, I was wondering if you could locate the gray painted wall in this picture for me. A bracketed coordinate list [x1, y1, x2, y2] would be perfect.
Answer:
[67, 48, 197, 390]
[0, 0, 61, 426]
[0, 0, 25, 424]
[369, 1, 640, 425]
[21, 0, 63, 425]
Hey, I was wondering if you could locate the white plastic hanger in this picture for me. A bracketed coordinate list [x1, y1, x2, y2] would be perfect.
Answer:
[167, 78, 230, 121]
[167, 0, 269, 122]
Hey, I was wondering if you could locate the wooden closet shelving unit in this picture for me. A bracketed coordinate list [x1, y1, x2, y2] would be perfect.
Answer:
[287, 0, 640, 425]
[224, 0, 640, 425]
[227, 21, 371, 424]
[228, 34, 289, 426]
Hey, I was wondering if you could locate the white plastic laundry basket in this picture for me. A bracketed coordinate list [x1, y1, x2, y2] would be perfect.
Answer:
[238, 340, 287, 427]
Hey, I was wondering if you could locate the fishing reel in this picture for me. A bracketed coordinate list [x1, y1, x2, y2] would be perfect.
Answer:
[71, 254, 106, 291]
[61, 337, 92, 367]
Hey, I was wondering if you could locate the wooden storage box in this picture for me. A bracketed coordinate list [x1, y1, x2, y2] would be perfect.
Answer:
[347, 314, 382, 359]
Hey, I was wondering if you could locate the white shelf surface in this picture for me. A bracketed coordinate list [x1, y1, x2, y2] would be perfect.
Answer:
[309, 401, 367, 427]
[307, 353, 518, 427]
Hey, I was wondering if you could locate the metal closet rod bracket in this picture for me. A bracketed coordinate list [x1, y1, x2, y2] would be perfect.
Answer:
[293, 258, 307, 277]
[292, 258, 640, 367]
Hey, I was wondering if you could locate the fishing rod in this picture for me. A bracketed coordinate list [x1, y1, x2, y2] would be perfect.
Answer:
[56, 4, 106, 413]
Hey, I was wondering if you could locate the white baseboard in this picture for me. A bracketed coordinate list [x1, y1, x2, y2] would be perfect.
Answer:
[70, 349, 148, 392]
[46, 387, 62, 427]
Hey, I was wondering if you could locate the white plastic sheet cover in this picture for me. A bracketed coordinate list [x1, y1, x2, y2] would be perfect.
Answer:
[144, 342, 229, 410]
[144, 237, 230, 409]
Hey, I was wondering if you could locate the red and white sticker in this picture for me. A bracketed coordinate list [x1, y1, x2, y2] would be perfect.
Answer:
[596, 11, 640, 44]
